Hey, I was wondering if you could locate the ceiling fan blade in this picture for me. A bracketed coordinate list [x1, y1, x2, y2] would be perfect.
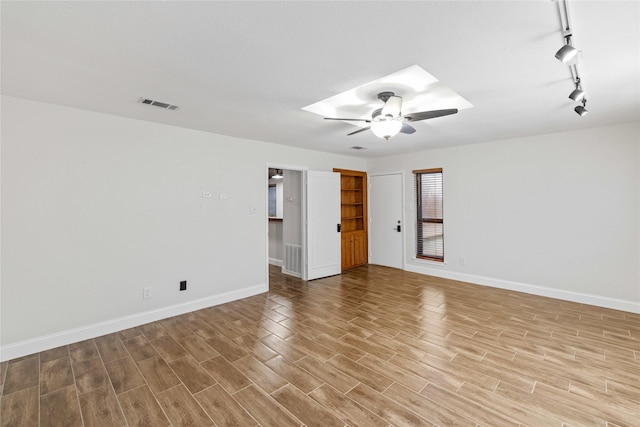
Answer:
[400, 123, 416, 134]
[347, 126, 371, 136]
[381, 95, 403, 118]
[324, 117, 371, 123]
[404, 108, 458, 122]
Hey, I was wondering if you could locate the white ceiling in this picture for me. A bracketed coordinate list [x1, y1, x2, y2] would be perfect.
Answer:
[2, 1, 638, 159]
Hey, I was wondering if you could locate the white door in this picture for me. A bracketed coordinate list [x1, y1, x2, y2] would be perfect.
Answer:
[370, 173, 403, 269]
[306, 171, 341, 280]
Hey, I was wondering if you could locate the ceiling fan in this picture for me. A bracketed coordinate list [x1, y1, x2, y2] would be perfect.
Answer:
[324, 92, 458, 140]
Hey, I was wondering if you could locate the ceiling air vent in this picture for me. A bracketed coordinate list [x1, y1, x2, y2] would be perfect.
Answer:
[350, 146, 367, 150]
[138, 97, 179, 110]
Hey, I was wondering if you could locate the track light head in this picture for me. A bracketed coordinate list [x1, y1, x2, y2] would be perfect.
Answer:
[555, 35, 578, 63]
[556, 44, 578, 62]
[574, 100, 588, 116]
[569, 79, 585, 101]
[569, 88, 585, 101]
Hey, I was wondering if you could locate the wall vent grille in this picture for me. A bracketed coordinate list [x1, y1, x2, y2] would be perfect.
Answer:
[139, 97, 179, 110]
[284, 244, 302, 277]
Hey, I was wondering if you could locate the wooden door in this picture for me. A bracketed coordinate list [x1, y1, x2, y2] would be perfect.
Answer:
[341, 235, 354, 271]
[352, 230, 368, 266]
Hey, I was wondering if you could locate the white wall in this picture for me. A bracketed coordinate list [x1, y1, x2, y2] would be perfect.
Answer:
[368, 122, 640, 312]
[282, 170, 303, 247]
[0, 96, 365, 360]
[281, 170, 303, 277]
[276, 181, 284, 218]
[268, 220, 283, 265]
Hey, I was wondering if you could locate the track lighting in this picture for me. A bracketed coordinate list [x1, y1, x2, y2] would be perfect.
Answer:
[574, 100, 588, 116]
[555, 36, 578, 63]
[555, 0, 590, 117]
[568, 78, 585, 101]
[569, 73, 588, 117]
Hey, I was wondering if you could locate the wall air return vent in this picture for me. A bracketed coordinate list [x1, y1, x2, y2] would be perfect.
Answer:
[138, 97, 179, 110]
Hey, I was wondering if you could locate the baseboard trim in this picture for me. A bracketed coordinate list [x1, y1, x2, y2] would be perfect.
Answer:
[269, 258, 283, 267]
[404, 264, 640, 314]
[0, 283, 268, 362]
[282, 269, 301, 278]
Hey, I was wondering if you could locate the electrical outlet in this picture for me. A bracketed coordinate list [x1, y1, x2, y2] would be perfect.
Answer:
[143, 287, 151, 299]
[459, 257, 466, 265]
[180, 280, 187, 291]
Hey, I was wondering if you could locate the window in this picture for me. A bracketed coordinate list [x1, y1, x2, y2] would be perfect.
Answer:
[414, 168, 444, 261]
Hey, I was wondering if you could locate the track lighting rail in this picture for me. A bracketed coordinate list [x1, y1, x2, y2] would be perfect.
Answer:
[555, 0, 588, 116]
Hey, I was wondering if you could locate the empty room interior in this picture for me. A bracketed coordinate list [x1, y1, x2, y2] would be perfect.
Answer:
[1, 1, 639, 426]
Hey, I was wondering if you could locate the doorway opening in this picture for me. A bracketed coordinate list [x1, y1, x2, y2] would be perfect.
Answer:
[266, 165, 343, 288]
[267, 165, 305, 287]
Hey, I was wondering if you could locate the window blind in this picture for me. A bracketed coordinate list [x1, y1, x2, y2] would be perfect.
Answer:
[414, 168, 444, 261]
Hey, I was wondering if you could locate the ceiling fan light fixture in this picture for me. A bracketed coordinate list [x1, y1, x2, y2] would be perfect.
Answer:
[381, 94, 403, 118]
[371, 119, 403, 140]
[320, 88, 460, 140]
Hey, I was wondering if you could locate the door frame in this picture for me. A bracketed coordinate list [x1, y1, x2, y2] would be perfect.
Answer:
[368, 171, 406, 269]
[265, 163, 308, 288]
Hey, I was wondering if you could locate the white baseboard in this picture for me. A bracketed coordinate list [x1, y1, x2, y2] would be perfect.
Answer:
[269, 258, 283, 267]
[404, 264, 640, 314]
[282, 269, 301, 278]
[0, 283, 268, 362]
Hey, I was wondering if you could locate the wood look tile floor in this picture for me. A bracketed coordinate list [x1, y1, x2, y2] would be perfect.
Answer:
[1, 265, 639, 426]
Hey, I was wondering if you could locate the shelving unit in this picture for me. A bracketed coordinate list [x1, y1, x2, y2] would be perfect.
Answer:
[334, 169, 368, 270]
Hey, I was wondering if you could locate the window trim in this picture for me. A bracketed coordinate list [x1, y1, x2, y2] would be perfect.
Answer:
[413, 168, 444, 262]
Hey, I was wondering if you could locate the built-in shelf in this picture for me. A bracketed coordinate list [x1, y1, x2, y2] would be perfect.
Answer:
[334, 168, 368, 270]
